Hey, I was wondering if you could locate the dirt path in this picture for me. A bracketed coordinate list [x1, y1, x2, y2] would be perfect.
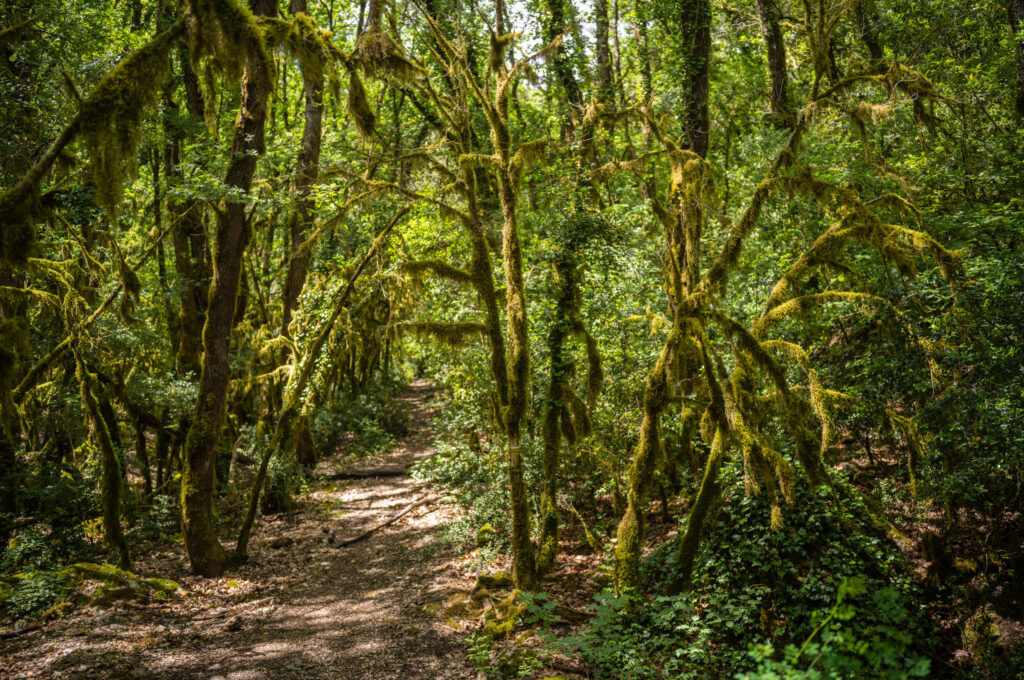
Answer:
[2, 381, 478, 680]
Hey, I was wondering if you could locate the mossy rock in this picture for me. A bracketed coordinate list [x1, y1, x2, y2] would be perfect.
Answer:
[63, 562, 136, 586]
[490, 642, 539, 676]
[442, 591, 474, 619]
[62, 563, 180, 607]
[90, 585, 141, 607]
[475, 570, 513, 591]
[141, 577, 180, 593]
[476, 523, 496, 547]
[964, 607, 1004, 661]
[482, 617, 516, 637]
[418, 602, 441, 617]
[480, 589, 526, 639]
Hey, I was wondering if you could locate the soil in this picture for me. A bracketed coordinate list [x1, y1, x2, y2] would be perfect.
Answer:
[1, 381, 480, 680]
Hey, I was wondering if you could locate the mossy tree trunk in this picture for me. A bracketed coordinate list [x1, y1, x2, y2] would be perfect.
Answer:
[853, 0, 885, 63]
[672, 425, 724, 591]
[594, 0, 612, 97]
[164, 50, 210, 376]
[614, 141, 712, 594]
[497, 164, 536, 590]
[754, 0, 792, 126]
[613, 322, 681, 593]
[134, 419, 153, 498]
[612, 1, 713, 593]
[278, 0, 324, 470]
[1009, 0, 1024, 117]
[73, 347, 131, 570]
[543, 0, 583, 137]
[536, 258, 579, 576]
[281, 0, 323, 341]
[181, 0, 277, 578]
[678, 0, 712, 158]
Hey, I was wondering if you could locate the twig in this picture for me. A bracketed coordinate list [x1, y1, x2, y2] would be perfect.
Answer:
[337, 497, 430, 547]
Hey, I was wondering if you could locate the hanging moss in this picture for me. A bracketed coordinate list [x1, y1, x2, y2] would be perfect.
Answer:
[352, 30, 423, 83]
[178, 0, 274, 90]
[0, 23, 186, 263]
[78, 24, 182, 218]
[346, 68, 376, 138]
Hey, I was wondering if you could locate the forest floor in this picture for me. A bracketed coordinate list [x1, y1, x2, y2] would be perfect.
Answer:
[1, 381, 483, 679]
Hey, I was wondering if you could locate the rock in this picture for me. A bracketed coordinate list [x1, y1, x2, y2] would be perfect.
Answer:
[269, 537, 294, 549]
[475, 571, 513, 591]
[476, 523, 496, 547]
[963, 606, 1005, 662]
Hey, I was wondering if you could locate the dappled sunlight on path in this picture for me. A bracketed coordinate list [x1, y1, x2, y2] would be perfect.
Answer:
[1, 381, 475, 680]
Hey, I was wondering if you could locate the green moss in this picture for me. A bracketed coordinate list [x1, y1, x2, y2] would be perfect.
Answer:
[0, 184, 39, 265]
[346, 69, 376, 138]
[476, 571, 514, 590]
[78, 24, 181, 218]
[476, 523, 496, 546]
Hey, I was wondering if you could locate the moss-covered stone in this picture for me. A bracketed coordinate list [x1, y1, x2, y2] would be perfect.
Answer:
[475, 571, 513, 590]
[475, 523, 496, 546]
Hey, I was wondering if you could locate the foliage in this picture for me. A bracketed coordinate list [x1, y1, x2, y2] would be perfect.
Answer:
[311, 381, 410, 459]
[0, 0, 1021, 673]
[554, 465, 933, 678]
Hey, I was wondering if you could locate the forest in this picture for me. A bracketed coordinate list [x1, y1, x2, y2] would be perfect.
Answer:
[1, 0, 1023, 677]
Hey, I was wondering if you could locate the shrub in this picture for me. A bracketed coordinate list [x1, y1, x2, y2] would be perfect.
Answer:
[556, 462, 933, 679]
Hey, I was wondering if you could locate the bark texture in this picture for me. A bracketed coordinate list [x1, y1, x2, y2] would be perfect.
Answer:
[1010, 0, 1024, 117]
[678, 0, 711, 157]
[181, 0, 277, 577]
[755, 0, 792, 125]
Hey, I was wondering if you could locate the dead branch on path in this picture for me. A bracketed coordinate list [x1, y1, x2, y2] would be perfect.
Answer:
[336, 497, 431, 547]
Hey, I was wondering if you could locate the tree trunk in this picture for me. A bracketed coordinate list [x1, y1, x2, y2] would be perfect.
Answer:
[74, 349, 131, 570]
[755, 0, 792, 126]
[679, 0, 712, 157]
[635, 1, 653, 104]
[181, 0, 277, 577]
[544, 0, 584, 134]
[281, 0, 324, 340]
[135, 420, 153, 498]
[854, 0, 885, 63]
[536, 261, 575, 576]
[1010, 0, 1024, 117]
[595, 0, 612, 97]
[498, 167, 536, 589]
[165, 52, 210, 376]
[672, 426, 724, 591]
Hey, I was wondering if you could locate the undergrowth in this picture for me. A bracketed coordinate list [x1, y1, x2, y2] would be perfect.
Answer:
[546, 462, 934, 679]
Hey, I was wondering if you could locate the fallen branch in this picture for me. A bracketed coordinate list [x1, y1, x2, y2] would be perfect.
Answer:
[0, 625, 43, 640]
[320, 468, 408, 480]
[545, 659, 592, 677]
[337, 497, 430, 547]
